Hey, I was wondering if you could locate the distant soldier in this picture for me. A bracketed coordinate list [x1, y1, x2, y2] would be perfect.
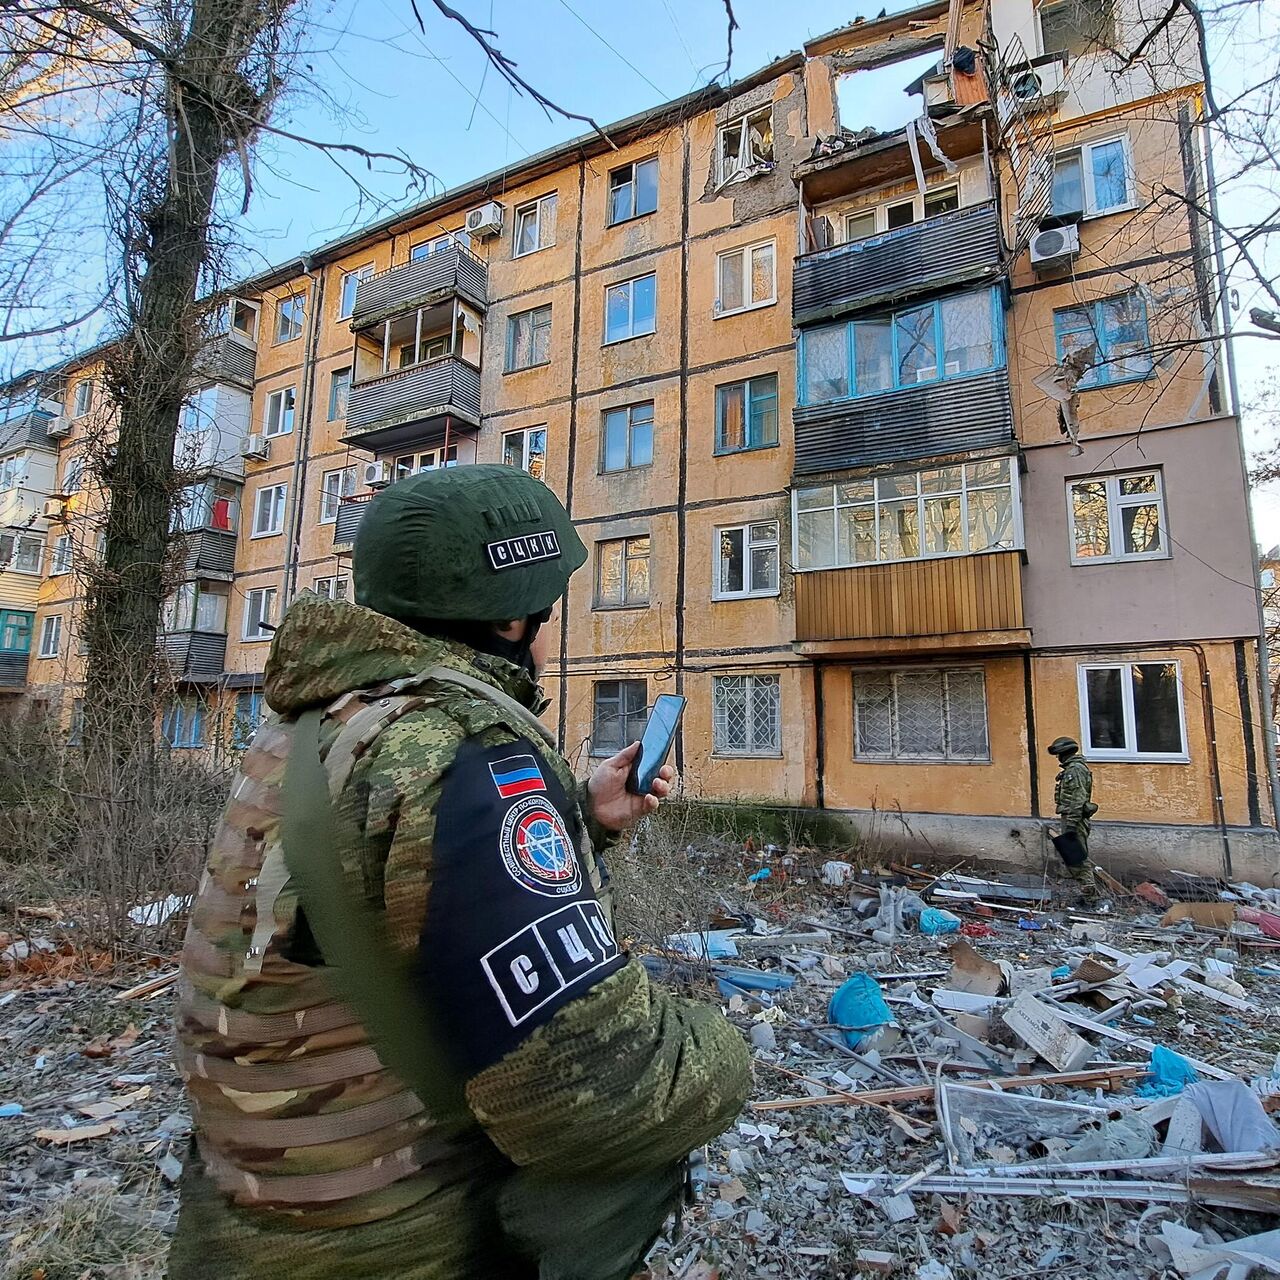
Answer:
[1048, 735, 1102, 902]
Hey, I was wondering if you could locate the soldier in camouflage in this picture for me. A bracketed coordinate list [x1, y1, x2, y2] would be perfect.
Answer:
[1048, 735, 1102, 903]
[168, 465, 752, 1280]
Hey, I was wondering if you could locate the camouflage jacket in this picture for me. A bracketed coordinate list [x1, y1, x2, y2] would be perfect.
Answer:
[1054, 755, 1096, 826]
[172, 597, 750, 1280]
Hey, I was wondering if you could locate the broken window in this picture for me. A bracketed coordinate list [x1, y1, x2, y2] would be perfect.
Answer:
[1053, 291, 1152, 387]
[713, 674, 781, 755]
[1068, 470, 1166, 563]
[604, 274, 656, 343]
[1080, 661, 1184, 758]
[591, 679, 647, 755]
[319, 467, 356, 523]
[717, 107, 773, 185]
[609, 157, 659, 224]
[274, 292, 305, 343]
[716, 241, 776, 315]
[1039, 0, 1116, 58]
[338, 265, 373, 320]
[502, 426, 547, 479]
[263, 386, 295, 437]
[513, 193, 558, 257]
[835, 48, 944, 137]
[1051, 136, 1131, 218]
[595, 535, 650, 608]
[855, 667, 989, 761]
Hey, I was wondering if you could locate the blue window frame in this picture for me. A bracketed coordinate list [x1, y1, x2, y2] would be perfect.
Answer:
[232, 690, 266, 749]
[0, 609, 32, 652]
[798, 287, 1004, 407]
[162, 698, 205, 749]
[1053, 292, 1153, 388]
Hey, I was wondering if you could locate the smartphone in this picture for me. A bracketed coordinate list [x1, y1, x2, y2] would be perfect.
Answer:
[626, 694, 686, 796]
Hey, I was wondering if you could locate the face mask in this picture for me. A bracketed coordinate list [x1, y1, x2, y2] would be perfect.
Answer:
[417, 607, 553, 679]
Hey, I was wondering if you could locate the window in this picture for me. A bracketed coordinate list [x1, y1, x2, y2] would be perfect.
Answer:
[795, 457, 1020, 571]
[244, 587, 278, 640]
[313, 575, 350, 601]
[164, 583, 227, 632]
[338, 265, 373, 320]
[716, 241, 776, 316]
[854, 668, 990, 761]
[1051, 137, 1131, 218]
[502, 426, 547, 479]
[608, 157, 658, 224]
[513, 193, 558, 257]
[845, 210, 877, 242]
[0, 534, 42, 574]
[716, 522, 780, 599]
[50, 534, 72, 576]
[1040, 0, 1116, 57]
[393, 447, 457, 479]
[1079, 661, 1186, 760]
[195, 588, 228, 632]
[328, 367, 352, 421]
[173, 481, 237, 533]
[713, 674, 781, 755]
[38, 614, 61, 659]
[263, 386, 296, 437]
[716, 375, 778, 454]
[601, 402, 654, 473]
[1054, 292, 1152, 388]
[718, 107, 773, 185]
[0, 610, 32, 653]
[231, 299, 259, 342]
[844, 187, 960, 243]
[62, 455, 86, 493]
[410, 230, 472, 260]
[0, 452, 26, 490]
[604, 274, 656, 344]
[398, 332, 452, 369]
[1069, 470, 1166, 563]
[319, 467, 356, 523]
[591, 679, 647, 755]
[180, 386, 217, 436]
[232, 690, 267, 749]
[800, 287, 1001, 405]
[252, 484, 287, 537]
[595, 536, 650, 608]
[275, 292, 305, 342]
[162, 698, 206, 750]
[506, 305, 552, 371]
[72, 379, 94, 418]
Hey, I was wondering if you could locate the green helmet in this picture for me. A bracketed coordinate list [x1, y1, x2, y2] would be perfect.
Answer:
[353, 465, 587, 623]
[1047, 736, 1080, 757]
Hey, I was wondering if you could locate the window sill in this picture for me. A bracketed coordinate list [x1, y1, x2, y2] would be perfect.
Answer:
[714, 441, 780, 457]
[711, 751, 784, 760]
[262, 430, 294, 440]
[318, 516, 338, 526]
[271, 336, 301, 347]
[854, 755, 993, 766]
[36, 654, 59, 661]
[242, 635, 273, 644]
[712, 590, 781, 602]
[715, 298, 777, 320]
[503, 361, 552, 376]
[592, 602, 651, 612]
[602, 331, 656, 348]
[606, 210, 656, 229]
[798, 363, 1006, 410]
[250, 530, 283, 540]
[599, 463, 654, 477]
[513, 243, 556, 260]
[1069, 551, 1171, 567]
[1085, 753, 1190, 765]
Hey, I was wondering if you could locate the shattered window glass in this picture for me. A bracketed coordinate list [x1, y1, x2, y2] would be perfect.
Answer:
[718, 108, 773, 184]
[592, 679, 647, 754]
[896, 305, 938, 385]
[803, 324, 849, 403]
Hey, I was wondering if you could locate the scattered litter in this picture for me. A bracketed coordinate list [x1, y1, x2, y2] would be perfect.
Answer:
[821, 860, 854, 887]
[747, 868, 772, 883]
[0, 1101, 23, 1117]
[1183, 1080, 1280, 1153]
[1136, 1045, 1201, 1097]
[919, 908, 961, 936]
[127, 894, 189, 927]
[829, 973, 894, 1048]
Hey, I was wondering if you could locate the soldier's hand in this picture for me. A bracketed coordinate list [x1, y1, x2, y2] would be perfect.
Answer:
[587, 741, 675, 832]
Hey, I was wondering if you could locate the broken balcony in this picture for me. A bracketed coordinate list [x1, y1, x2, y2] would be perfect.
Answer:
[793, 201, 1003, 324]
[344, 297, 483, 454]
[349, 245, 488, 331]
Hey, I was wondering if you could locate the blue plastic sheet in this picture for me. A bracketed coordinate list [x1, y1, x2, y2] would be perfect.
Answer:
[919, 907, 962, 935]
[828, 973, 893, 1047]
[1136, 1044, 1200, 1097]
[748, 868, 772, 883]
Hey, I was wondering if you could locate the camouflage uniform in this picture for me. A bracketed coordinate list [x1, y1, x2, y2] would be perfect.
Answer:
[1053, 748, 1101, 899]
[169, 596, 751, 1280]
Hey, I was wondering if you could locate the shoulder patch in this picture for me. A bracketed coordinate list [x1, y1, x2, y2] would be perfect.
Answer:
[489, 752, 546, 799]
[499, 797, 581, 897]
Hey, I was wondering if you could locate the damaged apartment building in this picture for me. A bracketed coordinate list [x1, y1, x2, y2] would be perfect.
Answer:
[3, 0, 1273, 879]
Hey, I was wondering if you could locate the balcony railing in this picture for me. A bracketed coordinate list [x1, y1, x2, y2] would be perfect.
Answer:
[334, 493, 374, 547]
[0, 409, 58, 452]
[0, 651, 29, 689]
[351, 246, 488, 331]
[794, 370, 1014, 476]
[794, 202, 1003, 325]
[194, 333, 256, 389]
[344, 356, 481, 453]
[159, 629, 228, 681]
[181, 527, 237, 578]
[794, 550, 1025, 646]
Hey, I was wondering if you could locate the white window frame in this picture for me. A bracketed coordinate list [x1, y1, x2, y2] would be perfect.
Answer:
[243, 587, 278, 641]
[715, 240, 776, 317]
[312, 575, 350, 601]
[0, 451, 26, 490]
[717, 107, 774, 186]
[1067, 469, 1168, 565]
[842, 184, 961, 243]
[712, 673, 783, 757]
[1077, 660, 1189, 762]
[409, 230, 472, 261]
[251, 483, 287, 538]
[506, 304, 553, 371]
[502, 426, 548, 477]
[319, 467, 355, 523]
[1052, 134, 1135, 219]
[38, 614, 61, 658]
[231, 299, 259, 343]
[72, 379, 94, 418]
[713, 521, 780, 601]
[50, 533, 72, 576]
[1, 533, 42, 574]
[337, 264, 374, 320]
[853, 666, 991, 763]
[607, 156, 659, 225]
[275, 292, 305, 343]
[328, 366, 352, 421]
[263, 386, 296, 438]
[513, 193, 558, 257]
[603, 274, 657, 344]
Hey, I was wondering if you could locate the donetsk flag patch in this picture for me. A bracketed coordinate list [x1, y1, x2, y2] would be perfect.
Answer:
[489, 754, 547, 799]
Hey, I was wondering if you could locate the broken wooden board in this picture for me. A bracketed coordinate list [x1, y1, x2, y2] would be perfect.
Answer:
[1161, 902, 1236, 929]
[1001, 993, 1095, 1072]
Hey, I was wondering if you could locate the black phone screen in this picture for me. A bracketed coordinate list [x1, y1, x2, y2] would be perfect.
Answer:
[626, 694, 686, 795]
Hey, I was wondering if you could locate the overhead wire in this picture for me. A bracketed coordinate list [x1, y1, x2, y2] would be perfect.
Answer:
[553, 0, 672, 101]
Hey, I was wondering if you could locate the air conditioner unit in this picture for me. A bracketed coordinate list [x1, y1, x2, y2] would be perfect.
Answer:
[42, 498, 66, 519]
[363, 460, 391, 488]
[465, 201, 504, 239]
[45, 416, 71, 439]
[241, 432, 269, 460]
[1029, 223, 1080, 271]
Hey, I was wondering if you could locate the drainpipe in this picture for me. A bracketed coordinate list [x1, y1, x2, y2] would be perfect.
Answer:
[284, 256, 324, 603]
[1201, 97, 1280, 826]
